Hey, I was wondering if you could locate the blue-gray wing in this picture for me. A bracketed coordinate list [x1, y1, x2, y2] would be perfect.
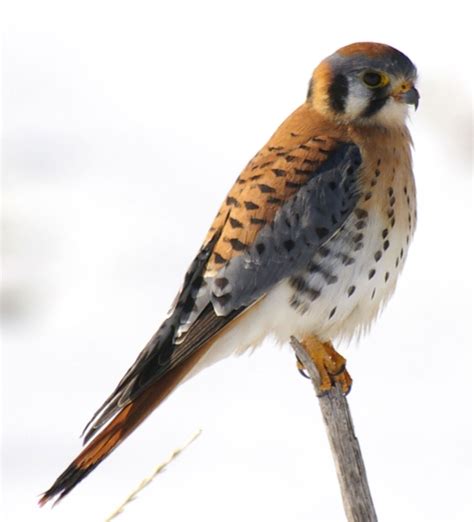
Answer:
[83, 140, 362, 440]
[206, 142, 363, 314]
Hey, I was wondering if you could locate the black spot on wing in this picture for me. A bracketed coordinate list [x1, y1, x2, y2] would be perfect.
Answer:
[226, 196, 240, 207]
[229, 238, 247, 251]
[244, 201, 260, 210]
[214, 252, 227, 265]
[229, 217, 243, 229]
[316, 227, 329, 239]
[258, 184, 276, 194]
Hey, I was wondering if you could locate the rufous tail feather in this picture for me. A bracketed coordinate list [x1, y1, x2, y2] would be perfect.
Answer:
[39, 340, 210, 506]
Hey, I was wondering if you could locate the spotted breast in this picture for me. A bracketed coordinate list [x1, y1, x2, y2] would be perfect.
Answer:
[281, 125, 417, 342]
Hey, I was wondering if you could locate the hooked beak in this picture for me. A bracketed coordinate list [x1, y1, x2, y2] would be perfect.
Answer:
[392, 83, 420, 110]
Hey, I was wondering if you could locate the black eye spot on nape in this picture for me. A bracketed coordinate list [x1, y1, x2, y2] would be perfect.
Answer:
[328, 74, 349, 113]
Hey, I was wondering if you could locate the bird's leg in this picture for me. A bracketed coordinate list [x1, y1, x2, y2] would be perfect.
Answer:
[297, 336, 352, 395]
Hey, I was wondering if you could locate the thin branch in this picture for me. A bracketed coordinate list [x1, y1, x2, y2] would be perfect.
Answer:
[105, 429, 202, 522]
[290, 337, 377, 522]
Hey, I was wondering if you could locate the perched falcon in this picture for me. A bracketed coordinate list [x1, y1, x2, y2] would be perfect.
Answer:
[40, 42, 419, 505]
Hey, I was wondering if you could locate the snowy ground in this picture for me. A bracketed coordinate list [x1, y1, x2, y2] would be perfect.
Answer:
[2, 2, 472, 521]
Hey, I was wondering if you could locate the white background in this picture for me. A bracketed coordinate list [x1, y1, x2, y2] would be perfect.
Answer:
[2, 1, 472, 521]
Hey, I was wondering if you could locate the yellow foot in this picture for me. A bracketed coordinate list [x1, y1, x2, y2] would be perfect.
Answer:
[298, 337, 352, 395]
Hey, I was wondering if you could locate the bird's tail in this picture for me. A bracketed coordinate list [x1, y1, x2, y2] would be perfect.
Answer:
[38, 340, 209, 507]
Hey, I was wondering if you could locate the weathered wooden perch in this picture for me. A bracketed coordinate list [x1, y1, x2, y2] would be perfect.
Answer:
[290, 336, 377, 522]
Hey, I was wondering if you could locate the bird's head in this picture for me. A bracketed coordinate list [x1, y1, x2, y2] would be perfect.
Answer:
[308, 42, 419, 128]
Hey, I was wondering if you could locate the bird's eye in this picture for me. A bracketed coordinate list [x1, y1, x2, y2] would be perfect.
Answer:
[362, 71, 388, 88]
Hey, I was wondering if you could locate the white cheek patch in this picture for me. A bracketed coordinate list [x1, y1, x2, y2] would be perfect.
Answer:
[371, 97, 409, 126]
[344, 92, 368, 119]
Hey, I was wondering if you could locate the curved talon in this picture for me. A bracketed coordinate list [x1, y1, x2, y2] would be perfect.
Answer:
[334, 369, 353, 395]
[296, 357, 311, 379]
[298, 367, 311, 379]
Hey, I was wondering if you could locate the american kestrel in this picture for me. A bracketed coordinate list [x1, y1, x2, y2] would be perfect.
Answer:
[40, 42, 419, 505]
